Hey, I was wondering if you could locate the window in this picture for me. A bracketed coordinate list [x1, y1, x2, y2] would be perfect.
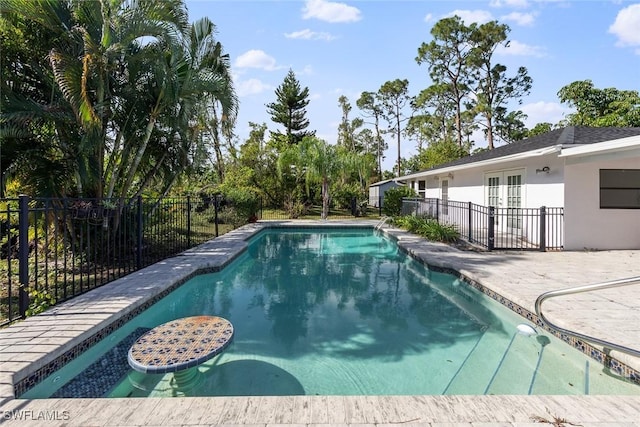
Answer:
[441, 179, 449, 215]
[600, 169, 640, 209]
[418, 180, 426, 198]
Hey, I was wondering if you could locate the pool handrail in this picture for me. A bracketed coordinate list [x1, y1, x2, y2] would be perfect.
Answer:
[535, 275, 640, 358]
[375, 216, 391, 230]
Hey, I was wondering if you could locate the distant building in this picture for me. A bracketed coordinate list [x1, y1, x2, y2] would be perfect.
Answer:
[368, 179, 404, 207]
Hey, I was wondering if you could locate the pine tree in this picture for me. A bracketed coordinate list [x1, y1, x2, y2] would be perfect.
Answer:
[266, 69, 314, 144]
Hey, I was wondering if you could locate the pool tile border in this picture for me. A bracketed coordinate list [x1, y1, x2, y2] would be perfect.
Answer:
[7, 221, 640, 398]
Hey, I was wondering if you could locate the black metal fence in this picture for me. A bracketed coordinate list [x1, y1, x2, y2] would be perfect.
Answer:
[402, 198, 564, 251]
[0, 195, 239, 326]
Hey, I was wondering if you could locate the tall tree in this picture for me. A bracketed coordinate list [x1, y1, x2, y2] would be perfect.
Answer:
[378, 79, 411, 178]
[266, 69, 313, 144]
[469, 21, 532, 148]
[557, 80, 640, 127]
[416, 16, 474, 148]
[356, 91, 386, 181]
[337, 95, 365, 153]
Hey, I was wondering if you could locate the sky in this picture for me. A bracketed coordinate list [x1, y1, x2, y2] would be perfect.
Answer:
[184, 0, 640, 172]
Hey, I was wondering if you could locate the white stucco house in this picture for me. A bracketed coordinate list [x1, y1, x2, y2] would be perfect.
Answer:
[398, 126, 640, 250]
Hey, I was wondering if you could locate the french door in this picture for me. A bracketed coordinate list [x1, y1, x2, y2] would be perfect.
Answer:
[485, 170, 524, 230]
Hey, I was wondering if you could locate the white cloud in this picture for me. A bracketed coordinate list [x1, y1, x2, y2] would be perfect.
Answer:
[446, 9, 494, 24]
[234, 50, 280, 71]
[496, 40, 546, 57]
[235, 78, 272, 97]
[490, 0, 530, 8]
[609, 4, 640, 51]
[520, 101, 572, 127]
[424, 13, 433, 23]
[501, 11, 536, 26]
[299, 65, 314, 75]
[302, 0, 362, 23]
[284, 28, 337, 41]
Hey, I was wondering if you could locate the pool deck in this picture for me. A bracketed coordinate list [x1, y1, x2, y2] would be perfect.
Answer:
[1, 220, 639, 426]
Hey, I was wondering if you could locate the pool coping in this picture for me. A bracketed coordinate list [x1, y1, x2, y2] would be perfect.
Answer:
[1, 220, 639, 425]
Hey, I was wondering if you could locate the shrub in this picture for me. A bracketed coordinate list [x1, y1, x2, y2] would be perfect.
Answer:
[382, 186, 417, 217]
[220, 187, 260, 227]
[394, 215, 460, 243]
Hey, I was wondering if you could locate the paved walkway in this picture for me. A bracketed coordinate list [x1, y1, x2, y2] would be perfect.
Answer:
[0, 220, 639, 426]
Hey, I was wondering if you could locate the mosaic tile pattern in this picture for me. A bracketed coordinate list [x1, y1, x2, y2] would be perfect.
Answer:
[128, 316, 234, 374]
[52, 327, 150, 398]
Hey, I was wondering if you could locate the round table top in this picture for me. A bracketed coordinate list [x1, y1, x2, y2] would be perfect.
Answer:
[127, 316, 234, 374]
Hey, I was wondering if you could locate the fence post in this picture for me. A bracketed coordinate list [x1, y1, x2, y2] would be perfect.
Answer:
[136, 196, 143, 270]
[214, 195, 220, 238]
[539, 206, 547, 252]
[435, 199, 440, 222]
[18, 195, 30, 318]
[187, 196, 192, 248]
[378, 195, 382, 216]
[351, 197, 356, 217]
[468, 201, 472, 242]
[488, 206, 495, 251]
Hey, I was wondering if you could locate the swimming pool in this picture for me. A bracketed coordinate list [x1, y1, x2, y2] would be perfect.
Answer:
[20, 228, 640, 398]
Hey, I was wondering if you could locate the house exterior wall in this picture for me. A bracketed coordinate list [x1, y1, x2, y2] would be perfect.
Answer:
[408, 152, 565, 208]
[564, 157, 640, 250]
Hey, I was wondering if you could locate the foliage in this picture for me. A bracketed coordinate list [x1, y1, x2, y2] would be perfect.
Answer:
[415, 16, 532, 151]
[24, 286, 56, 317]
[378, 79, 412, 177]
[528, 122, 555, 137]
[1, 0, 237, 199]
[337, 95, 366, 153]
[284, 194, 307, 219]
[331, 182, 360, 210]
[266, 69, 313, 144]
[382, 186, 416, 217]
[219, 187, 260, 227]
[557, 80, 640, 127]
[410, 140, 469, 172]
[393, 215, 460, 243]
[416, 16, 475, 149]
[469, 20, 532, 148]
[356, 91, 387, 180]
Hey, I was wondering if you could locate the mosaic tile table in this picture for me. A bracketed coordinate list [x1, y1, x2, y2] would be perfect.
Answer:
[127, 316, 234, 390]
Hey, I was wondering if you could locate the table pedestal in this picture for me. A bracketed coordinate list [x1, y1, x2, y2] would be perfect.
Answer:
[172, 367, 200, 390]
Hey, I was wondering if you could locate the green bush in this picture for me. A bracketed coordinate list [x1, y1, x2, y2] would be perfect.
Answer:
[221, 187, 260, 227]
[382, 186, 417, 217]
[331, 183, 361, 210]
[394, 216, 459, 243]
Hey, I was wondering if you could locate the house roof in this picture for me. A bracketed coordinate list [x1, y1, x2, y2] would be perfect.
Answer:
[369, 178, 403, 187]
[400, 126, 640, 180]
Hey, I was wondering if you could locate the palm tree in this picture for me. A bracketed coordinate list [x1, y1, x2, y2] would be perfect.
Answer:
[2, 0, 237, 200]
[288, 137, 342, 220]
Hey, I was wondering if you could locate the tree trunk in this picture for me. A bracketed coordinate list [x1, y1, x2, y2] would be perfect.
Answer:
[322, 177, 329, 220]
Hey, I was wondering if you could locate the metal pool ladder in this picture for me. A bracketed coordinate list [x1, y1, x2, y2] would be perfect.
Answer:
[375, 216, 391, 230]
[535, 275, 640, 358]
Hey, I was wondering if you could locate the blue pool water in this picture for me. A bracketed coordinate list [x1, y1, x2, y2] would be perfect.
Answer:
[22, 228, 640, 397]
